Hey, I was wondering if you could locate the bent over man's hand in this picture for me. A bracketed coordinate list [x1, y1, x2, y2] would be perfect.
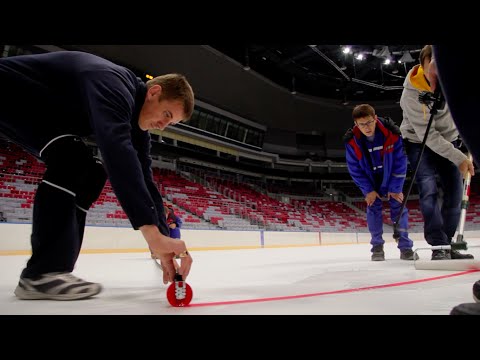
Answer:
[365, 191, 381, 206]
[388, 192, 404, 204]
[140, 224, 193, 284]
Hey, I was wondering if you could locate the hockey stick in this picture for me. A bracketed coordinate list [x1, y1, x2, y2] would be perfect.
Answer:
[393, 88, 442, 241]
[453, 152, 473, 250]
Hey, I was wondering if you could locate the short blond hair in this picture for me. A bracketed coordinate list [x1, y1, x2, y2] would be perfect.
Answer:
[419, 45, 432, 68]
[147, 74, 194, 120]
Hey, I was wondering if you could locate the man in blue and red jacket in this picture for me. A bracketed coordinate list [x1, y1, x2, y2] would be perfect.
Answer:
[167, 207, 183, 239]
[344, 104, 416, 261]
[151, 206, 183, 260]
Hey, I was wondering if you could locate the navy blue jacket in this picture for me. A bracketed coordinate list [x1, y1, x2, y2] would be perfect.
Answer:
[343, 117, 407, 196]
[0, 51, 168, 234]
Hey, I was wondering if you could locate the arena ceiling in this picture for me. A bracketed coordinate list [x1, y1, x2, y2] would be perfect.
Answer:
[209, 44, 424, 103]
[62, 44, 423, 149]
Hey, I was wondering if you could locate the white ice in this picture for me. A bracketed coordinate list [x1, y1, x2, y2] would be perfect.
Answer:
[1, 239, 479, 315]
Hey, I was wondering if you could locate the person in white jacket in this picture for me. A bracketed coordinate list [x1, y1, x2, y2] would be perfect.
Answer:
[400, 44, 475, 261]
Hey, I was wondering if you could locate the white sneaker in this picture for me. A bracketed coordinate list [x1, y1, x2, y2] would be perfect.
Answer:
[14, 272, 102, 300]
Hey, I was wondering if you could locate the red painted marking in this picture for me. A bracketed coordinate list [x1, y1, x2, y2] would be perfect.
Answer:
[188, 270, 479, 307]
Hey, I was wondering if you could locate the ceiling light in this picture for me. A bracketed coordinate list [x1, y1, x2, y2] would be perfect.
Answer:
[373, 46, 391, 58]
[244, 47, 250, 71]
[399, 51, 414, 63]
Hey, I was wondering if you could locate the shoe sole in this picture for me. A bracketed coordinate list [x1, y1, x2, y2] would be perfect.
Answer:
[14, 284, 102, 301]
[450, 303, 480, 315]
[474, 283, 480, 303]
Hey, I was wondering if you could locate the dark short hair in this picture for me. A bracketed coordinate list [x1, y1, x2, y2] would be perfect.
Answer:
[352, 104, 375, 121]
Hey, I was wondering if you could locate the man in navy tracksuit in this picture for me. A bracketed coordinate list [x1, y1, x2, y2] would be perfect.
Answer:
[344, 104, 416, 261]
[0, 51, 194, 300]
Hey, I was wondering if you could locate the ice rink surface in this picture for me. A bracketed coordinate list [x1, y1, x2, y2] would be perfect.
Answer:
[1, 239, 479, 315]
